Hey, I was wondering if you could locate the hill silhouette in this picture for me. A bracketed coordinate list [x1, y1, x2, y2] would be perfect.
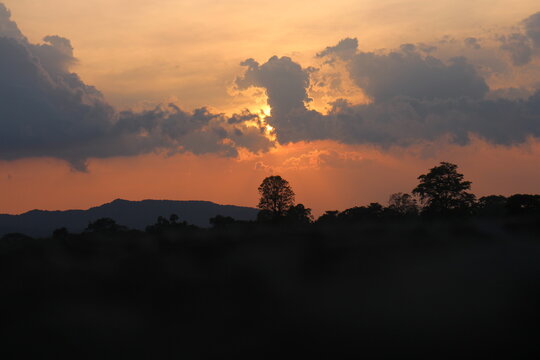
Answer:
[0, 199, 258, 237]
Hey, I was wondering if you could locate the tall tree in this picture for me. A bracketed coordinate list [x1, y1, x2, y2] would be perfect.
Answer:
[257, 175, 295, 218]
[412, 162, 475, 214]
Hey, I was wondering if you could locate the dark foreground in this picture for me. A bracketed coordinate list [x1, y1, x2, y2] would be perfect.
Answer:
[1, 216, 540, 359]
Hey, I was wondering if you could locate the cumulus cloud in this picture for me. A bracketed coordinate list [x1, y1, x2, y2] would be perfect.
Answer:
[326, 94, 540, 147]
[498, 11, 540, 66]
[236, 56, 324, 144]
[0, 4, 24, 41]
[3, 2, 540, 169]
[0, 4, 272, 170]
[499, 33, 533, 66]
[238, 34, 540, 149]
[316, 37, 359, 60]
[524, 12, 540, 48]
[236, 56, 313, 118]
[320, 38, 488, 101]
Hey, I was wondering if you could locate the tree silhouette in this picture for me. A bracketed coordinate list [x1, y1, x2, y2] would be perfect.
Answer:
[388, 193, 418, 215]
[412, 162, 475, 214]
[477, 195, 507, 216]
[338, 203, 384, 222]
[506, 194, 540, 215]
[257, 175, 295, 218]
[285, 204, 314, 224]
[85, 218, 126, 232]
[316, 210, 340, 224]
[169, 214, 180, 224]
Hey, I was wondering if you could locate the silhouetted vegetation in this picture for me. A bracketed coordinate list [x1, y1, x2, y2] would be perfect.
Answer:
[413, 161, 475, 215]
[1, 162, 540, 358]
[257, 175, 296, 218]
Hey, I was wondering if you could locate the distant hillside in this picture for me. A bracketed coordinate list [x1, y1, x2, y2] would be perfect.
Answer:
[0, 199, 258, 237]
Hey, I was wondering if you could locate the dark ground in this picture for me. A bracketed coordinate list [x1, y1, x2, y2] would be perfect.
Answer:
[1, 216, 540, 359]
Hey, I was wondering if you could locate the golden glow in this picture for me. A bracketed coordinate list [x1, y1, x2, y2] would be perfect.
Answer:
[4, 0, 539, 112]
[260, 106, 272, 119]
[3, 138, 540, 216]
[2, 1, 540, 216]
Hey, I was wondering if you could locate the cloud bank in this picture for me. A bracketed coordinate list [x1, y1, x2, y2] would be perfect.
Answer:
[0, 4, 271, 170]
[238, 15, 540, 148]
[2, 3, 540, 170]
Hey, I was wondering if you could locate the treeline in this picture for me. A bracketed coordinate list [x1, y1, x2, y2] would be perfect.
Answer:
[2, 161, 540, 241]
[36, 191, 540, 239]
[315, 193, 540, 224]
[234, 161, 540, 227]
[2, 163, 540, 358]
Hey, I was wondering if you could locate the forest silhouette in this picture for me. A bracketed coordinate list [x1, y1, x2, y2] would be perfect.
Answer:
[1, 162, 540, 358]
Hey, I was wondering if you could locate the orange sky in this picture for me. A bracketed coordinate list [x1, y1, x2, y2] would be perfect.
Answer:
[2, 138, 540, 216]
[4, 0, 539, 112]
[1, 1, 540, 216]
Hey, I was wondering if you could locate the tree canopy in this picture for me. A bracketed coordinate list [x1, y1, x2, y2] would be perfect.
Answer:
[388, 193, 418, 215]
[412, 162, 475, 214]
[257, 175, 295, 218]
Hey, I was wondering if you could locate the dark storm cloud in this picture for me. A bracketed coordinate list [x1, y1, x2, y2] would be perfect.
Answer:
[238, 36, 540, 148]
[0, 4, 272, 170]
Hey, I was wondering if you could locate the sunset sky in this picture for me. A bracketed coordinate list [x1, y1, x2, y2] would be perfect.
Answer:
[1, 0, 540, 216]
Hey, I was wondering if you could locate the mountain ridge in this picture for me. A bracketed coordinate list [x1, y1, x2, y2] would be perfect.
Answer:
[0, 199, 258, 237]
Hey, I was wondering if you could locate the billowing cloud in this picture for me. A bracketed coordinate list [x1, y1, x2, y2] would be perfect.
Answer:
[326, 94, 540, 146]
[235, 56, 324, 144]
[317, 37, 359, 60]
[3, 2, 540, 171]
[320, 38, 489, 101]
[0, 4, 272, 170]
[498, 11, 540, 66]
[499, 33, 533, 66]
[0, 4, 24, 41]
[238, 31, 540, 148]
[236, 56, 314, 118]
[524, 12, 540, 49]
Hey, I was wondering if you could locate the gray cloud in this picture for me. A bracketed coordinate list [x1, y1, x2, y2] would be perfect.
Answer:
[464, 37, 481, 50]
[236, 56, 314, 118]
[235, 56, 323, 144]
[316, 37, 359, 60]
[499, 33, 533, 66]
[236, 55, 343, 145]
[524, 12, 540, 48]
[498, 11, 540, 66]
[238, 36, 540, 148]
[0, 4, 272, 170]
[326, 94, 540, 147]
[320, 38, 489, 102]
[0, 4, 24, 41]
[3, 2, 540, 169]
